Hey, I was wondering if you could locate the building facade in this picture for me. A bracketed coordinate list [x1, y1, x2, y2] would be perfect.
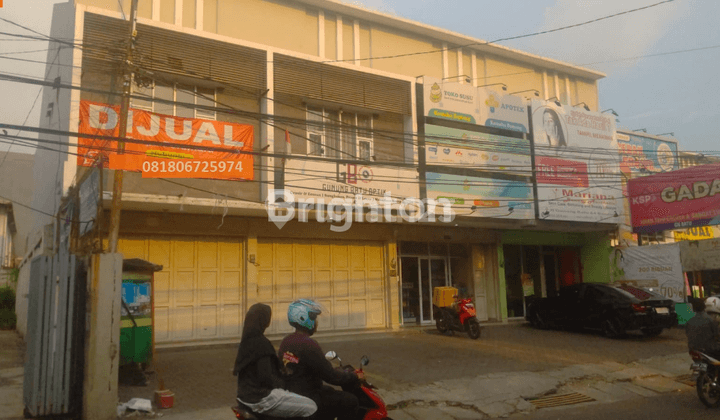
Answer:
[31, 0, 617, 346]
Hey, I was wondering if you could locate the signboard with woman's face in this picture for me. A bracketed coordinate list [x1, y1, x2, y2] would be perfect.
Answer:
[531, 100, 620, 223]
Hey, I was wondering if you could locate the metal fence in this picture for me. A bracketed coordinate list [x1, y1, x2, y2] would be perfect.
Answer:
[23, 248, 86, 417]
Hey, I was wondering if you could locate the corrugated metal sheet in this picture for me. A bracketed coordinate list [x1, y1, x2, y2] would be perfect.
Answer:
[274, 54, 411, 115]
[118, 237, 245, 344]
[82, 12, 267, 98]
[257, 240, 387, 334]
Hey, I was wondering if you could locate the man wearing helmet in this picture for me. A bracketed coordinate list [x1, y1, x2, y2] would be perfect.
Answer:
[686, 297, 720, 358]
[278, 299, 362, 420]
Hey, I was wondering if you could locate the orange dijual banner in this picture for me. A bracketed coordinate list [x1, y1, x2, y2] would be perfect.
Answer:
[77, 100, 254, 180]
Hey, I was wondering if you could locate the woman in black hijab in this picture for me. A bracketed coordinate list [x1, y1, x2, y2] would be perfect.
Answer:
[233, 303, 317, 417]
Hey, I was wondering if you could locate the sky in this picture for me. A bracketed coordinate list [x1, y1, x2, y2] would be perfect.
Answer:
[0, 0, 719, 155]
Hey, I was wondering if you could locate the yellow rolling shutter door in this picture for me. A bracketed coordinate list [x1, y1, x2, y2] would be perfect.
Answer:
[258, 240, 386, 335]
[118, 237, 244, 344]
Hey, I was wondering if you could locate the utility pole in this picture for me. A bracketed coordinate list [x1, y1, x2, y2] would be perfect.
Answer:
[108, 0, 138, 253]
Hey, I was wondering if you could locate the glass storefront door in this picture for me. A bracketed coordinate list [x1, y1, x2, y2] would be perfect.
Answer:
[400, 242, 469, 325]
[401, 257, 420, 323]
[401, 256, 449, 324]
[421, 258, 447, 322]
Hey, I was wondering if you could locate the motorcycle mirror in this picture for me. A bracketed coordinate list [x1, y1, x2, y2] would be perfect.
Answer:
[361, 356, 369, 367]
[325, 351, 337, 361]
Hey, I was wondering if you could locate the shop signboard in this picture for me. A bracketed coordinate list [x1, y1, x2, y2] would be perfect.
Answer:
[531, 100, 620, 223]
[628, 162, 720, 233]
[422, 76, 528, 132]
[679, 239, 720, 271]
[425, 172, 534, 219]
[617, 131, 679, 243]
[281, 159, 420, 204]
[77, 100, 255, 180]
[420, 77, 533, 220]
[617, 131, 678, 174]
[609, 243, 685, 303]
[424, 124, 529, 175]
[673, 226, 720, 242]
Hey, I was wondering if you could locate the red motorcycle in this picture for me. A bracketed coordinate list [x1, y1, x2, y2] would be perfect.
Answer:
[231, 351, 392, 420]
[434, 295, 482, 339]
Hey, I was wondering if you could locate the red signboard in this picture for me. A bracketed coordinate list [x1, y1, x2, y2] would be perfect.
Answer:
[535, 156, 589, 188]
[628, 162, 720, 233]
[77, 100, 254, 180]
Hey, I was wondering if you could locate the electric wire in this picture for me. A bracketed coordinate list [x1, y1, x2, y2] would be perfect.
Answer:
[1, 129, 712, 206]
[319, 0, 677, 65]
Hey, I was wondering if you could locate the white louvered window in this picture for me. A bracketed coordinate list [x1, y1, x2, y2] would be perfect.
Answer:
[131, 82, 216, 120]
[306, 107, 373, 160]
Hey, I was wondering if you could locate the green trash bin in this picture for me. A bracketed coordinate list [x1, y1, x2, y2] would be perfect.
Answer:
[120, 259, 163, 367]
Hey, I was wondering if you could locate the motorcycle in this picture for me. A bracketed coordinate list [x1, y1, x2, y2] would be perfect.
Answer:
[434, 295, 482, 339]
[689, 350, 720, 407]
[231, 351, 392, 420]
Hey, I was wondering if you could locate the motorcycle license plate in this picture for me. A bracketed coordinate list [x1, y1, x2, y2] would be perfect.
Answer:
[692, 362, 708, 372]
[655, 307, 669, 314]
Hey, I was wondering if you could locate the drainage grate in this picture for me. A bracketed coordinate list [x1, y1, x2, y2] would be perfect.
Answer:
[527, 393, 596, 409]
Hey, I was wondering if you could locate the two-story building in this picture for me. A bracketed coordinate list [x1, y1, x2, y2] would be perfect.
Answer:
[30, 0, 618, 346]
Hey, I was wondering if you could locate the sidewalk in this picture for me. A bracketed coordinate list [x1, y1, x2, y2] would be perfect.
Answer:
[0, 330, 25, 420]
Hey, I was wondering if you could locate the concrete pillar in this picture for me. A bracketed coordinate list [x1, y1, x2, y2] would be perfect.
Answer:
[496, 243, 508, 322]
[83, 253, 123, 420]
[246, 234, 259, 308]
[260, 51, 274, 203]
[386, 240, 400, 330]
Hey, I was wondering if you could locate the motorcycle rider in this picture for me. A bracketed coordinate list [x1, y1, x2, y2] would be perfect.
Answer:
[278, 299, 363, 420]
[686, 297, 720, 358]
[233, 303, 317, 417]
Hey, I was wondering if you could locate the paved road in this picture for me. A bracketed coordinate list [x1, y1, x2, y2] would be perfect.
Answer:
[119, 323, 689, 413]
[508, 389, 715, 420]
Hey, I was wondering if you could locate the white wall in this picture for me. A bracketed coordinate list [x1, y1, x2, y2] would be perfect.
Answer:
[30, 2, 78, 238]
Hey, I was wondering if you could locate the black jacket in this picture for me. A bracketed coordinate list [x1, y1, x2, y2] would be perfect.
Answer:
[278, 332, 358, 397]
[233, 335, 285, 403]
[686, 311, 720, 355]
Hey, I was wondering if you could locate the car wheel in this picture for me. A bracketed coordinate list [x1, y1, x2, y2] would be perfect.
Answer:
[466, 319, 481, 339]
[602, 317, 626, 339]
[641, 327, 663, 337]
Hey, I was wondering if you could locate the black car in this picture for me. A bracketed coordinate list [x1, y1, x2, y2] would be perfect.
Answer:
[525, 283, 678, 338]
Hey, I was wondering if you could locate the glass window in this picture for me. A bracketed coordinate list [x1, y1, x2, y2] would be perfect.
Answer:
[325, 111, 340, 159]
[307, 107, 325, 156]
[131, 82, 215, 120]
[132, 83, 153, 111]
[341, 113, 357, 158]
[305, 106, 373, 159]
[357, 114, 372, 160]
[560, 284, 582, 300]
[358, 140, 371, 160]
[196, 87, 216, 120]
[154, 84, 174, 116]
[176, 85, 195, 119]
[583, 285, 606, 301]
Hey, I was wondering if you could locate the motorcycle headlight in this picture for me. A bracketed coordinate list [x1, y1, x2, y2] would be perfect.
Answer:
[466, 304, 474, 308]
